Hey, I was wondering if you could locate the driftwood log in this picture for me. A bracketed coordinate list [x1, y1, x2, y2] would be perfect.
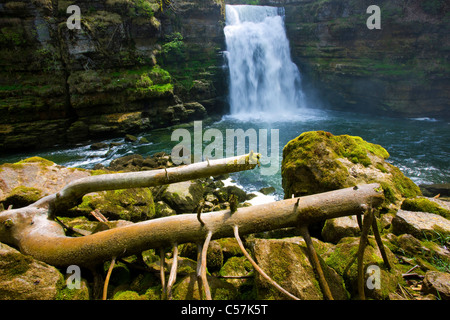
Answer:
[0, 152, 385, 299]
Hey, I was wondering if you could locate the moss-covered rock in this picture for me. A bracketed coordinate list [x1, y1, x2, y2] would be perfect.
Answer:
[392, 209, 450, 240]
[0, 242, 65, 300]
[401, 197, 450, 219]
[323, 236, 402, 300]
[251, 238, 348, 300]
[0, 157, 91, 208]
[281, 131, 421, 208]
[321, 216, 361, 244]
[172, 272, 238, 300]
[161, 180, 204, 214]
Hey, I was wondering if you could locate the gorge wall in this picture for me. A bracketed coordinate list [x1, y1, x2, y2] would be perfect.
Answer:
[250, 0, 450, 119]
[0, 0, 226, 151]
[1, 0, 449, 152]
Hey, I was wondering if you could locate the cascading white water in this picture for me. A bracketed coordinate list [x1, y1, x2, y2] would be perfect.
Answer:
[224, 5, 306, 120]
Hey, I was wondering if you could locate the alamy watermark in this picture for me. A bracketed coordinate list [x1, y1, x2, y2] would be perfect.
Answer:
[366, 265, 381, 290]
[171, 121, 280, 176]
[366, 5, 381, 30]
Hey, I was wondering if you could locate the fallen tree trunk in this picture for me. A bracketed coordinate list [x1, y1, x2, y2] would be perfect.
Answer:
[1, 182, 383, 267]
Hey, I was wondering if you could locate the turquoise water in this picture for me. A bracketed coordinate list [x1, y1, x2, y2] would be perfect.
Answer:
[1, 108, 448, 200]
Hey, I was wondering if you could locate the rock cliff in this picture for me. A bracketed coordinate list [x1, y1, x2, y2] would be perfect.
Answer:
[0, 0, 226, 151]
[241, 0, 450, 118]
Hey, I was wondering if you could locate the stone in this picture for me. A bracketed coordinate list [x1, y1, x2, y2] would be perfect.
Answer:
[251, 238, 348, 300]
[155, 201, 176, 217]
[0, 157, 91, 207]
[172, 273, 238, 300]
[401, 197, 450, 219]
[125, 134, 138, 142]
[0, 242, 64, 300]
[73, 188, 156, 222]
[281, 131, 422, 207]
[392, 209, 450, 239]
[90, 142, 109, 150]
[162, 180, 204, 214]
[420, 183, 450, 199]
[422, 271, 450, 300]
[321, 216, 360, 244]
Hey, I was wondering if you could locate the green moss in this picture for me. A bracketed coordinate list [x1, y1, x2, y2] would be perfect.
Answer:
[2, 252, 33, 279]
[16, 156, 55, 167]
[74, 188, 156, 221]
[6, 186, 42, 206]
[401, 197, 450, 219]
[113, 290, 143, 300]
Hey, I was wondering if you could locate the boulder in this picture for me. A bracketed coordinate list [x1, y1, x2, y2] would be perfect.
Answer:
[422, 271, 450, 300]
[251, 238, 348, 300]
[172, 273, 238, 300]
[401, 197, 450, 219]
[321, 216, 361, 244]
[323, 236, 401, 299]
[392, 209, 450, 239]
[281, 131, 421, 207]
[0, 242, 63, 300]
[0, 157, 91, 208]
[155, 201, 176, 217]
[72, 188, 156, 222]
[419, 183, 450, 199]
[161, 180, 204, 214]
[259, 186, 276, 195]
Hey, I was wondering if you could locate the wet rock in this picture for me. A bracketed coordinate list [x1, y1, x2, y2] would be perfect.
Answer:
[422, 271, 450, 300]
[259, 186, 276, 195]
[392, 209, 450, 239]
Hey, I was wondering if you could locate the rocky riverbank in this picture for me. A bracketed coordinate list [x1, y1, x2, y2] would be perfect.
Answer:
[0, 0, 226, 152]
[0, 131, 449, 300]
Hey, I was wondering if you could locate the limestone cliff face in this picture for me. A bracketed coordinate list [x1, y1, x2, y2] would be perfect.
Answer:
[0, 0, 226, 151]
[252, 0, 450, 118]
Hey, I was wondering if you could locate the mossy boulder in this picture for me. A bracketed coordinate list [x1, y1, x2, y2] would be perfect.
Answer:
[73, 188, 156, 222]
[401, 197, 450, 219]
[281, 131, 421, 207]
[321, 216, 361, 244]
[251, 238, 348, 300]
[0, 157, 91, 208]
[323, 236, 402, 300]
[161, 180, 204, 214]
[392, 209, 450, 240]
[0, 242, 65, 300]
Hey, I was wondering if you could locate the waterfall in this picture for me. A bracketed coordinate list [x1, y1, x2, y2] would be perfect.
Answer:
[224, 5, 306, 121]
